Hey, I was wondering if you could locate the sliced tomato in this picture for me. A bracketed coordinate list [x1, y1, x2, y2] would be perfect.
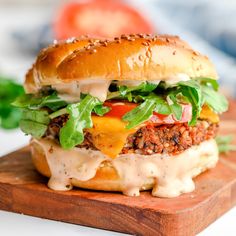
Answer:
[104, 101, 137, 119]
[103, 101, 192, 124]
[53, 0, 154, 39]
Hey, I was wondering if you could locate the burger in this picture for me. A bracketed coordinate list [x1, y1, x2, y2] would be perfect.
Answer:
[13, 34, 228, 198]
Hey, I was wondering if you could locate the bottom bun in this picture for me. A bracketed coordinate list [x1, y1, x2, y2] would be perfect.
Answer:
[31, 138, 218, 197]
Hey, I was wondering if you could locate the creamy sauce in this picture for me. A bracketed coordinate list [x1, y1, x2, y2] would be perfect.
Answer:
[31, 138, 218, 198]
[53, 79, 111, 102]
[116, 80, 160, 86]
[79, 79, 111, 102]
[164, 73, 190, 85]
[52, 82, 80, 103]
[48, 75, 189, 102]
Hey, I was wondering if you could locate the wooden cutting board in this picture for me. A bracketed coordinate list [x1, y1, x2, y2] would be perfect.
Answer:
[0, 102, 236, 236]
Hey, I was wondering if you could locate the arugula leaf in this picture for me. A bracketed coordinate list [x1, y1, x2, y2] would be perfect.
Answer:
[215, 135, 236, 153]
[198, 77, 219, 91]
[59, 94, 101, 149]
[152, 95, 172, 115]
[13, 92, 67, 111]
[0, 78, 24, 129]
[93, 105, 110, 116]
[177, 80, 202, 125]
[167, 94, 182, 120]
[122, 99, 156, 129]
[19, 109, 50, 138]
[107, 82, 157, 100]
[201, 86, 228, 113]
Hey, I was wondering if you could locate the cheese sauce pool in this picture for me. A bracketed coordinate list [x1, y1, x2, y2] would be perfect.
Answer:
[31, 138, 218, 198]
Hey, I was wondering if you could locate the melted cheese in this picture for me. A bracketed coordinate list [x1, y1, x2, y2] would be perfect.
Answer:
[32, 138, 218, 198]
[87, 116, 138, 158]
[200, 105, 219, 123]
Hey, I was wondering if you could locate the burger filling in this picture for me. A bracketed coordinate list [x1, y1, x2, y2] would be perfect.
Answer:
[13, 78, 228, 158]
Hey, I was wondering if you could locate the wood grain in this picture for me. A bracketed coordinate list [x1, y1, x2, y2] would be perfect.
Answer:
[0, 101, 236, 236]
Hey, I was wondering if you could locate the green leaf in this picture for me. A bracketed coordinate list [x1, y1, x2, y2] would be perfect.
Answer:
[21, 109, 50, 124]
[107, 82, 157, 100]
[0, 108, 22, 129]
[13, 92, 67, 111]
[147, 93, 172, 115]
[215, 135, 236, 153]
[93, 105, 110, 116]
[0, 78, 24, 129]
[201, 86, 228, 113]
[140, 82, 158, 92]
[178, 81, 202, 125]
[19, 109, 50, 138]
[122, 99, 156, 129]
[167, 94, 182, 120]
[198, 77, 219, 91]
[59, 94, 101, 149]
[20, 120, 48, 138]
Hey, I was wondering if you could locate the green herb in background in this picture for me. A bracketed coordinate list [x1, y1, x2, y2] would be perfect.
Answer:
[0, 77, 24, 129]
[215, 135, 236, 153]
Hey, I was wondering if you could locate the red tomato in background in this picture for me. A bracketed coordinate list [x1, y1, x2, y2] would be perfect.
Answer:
[53, 0, 154, 39]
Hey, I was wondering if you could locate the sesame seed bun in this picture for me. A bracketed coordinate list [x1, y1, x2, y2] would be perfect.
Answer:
[24, 36, 97, 93]
[24, 34, 218, 94]
[58, 34, 218, 82]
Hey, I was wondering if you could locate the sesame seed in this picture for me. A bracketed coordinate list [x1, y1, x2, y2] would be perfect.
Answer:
[173, 50, 176, 55]
[90, 49, 97, 54]
[142, 41, 150, 46]
[139, 55, 144, 61]
[146, 50, 151, 57]
[66, 37, 76, 43]
[128, 38, 135, 41]
[121, 34, 127, 39]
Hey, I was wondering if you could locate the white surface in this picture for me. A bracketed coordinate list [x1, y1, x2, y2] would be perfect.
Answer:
[0, 3, 235, 236]
[0, 211, 126, 236]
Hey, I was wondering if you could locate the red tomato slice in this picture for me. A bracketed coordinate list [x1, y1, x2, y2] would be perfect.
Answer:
[53, 0, 154, 39]
[103, 101, 192, 124]
[104, 101, 137, 119]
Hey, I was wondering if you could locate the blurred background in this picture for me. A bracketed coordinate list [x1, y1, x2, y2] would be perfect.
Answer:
[1, 0, 236, 155]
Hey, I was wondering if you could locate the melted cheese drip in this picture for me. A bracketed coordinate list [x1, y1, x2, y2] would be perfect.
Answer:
[200, 105, 219, 123]
[87, 116, 138, 158]
[32, 138, 218, 198]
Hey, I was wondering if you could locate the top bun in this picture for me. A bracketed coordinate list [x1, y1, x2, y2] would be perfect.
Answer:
[24, 36, 97, 93]
[24, 34, 218, 93]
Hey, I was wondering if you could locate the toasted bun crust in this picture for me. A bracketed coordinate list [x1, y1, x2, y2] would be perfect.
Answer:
[24, 36, 98, 93]
[24, 34, 218, 94]
[31, 138, 218, 193]
[58, 34, 218, 82]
